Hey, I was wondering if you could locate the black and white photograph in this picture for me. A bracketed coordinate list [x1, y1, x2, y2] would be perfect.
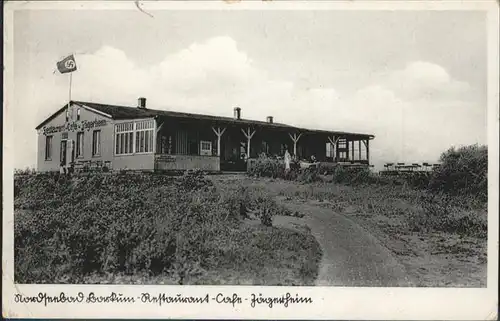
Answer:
[3, 0, 499, 319]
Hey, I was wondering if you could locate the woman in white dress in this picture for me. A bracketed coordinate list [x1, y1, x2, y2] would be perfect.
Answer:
[284, 150, 291, 171]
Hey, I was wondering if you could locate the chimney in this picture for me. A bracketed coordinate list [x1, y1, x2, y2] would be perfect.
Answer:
[138, 97, 147, 109]
[266, 116, 274, 124]
[233, 107, 241, 120]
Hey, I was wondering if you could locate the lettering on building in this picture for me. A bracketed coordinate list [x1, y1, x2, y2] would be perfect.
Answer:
[42, 119, 107, 135]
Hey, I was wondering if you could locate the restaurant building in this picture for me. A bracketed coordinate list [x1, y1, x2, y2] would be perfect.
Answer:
[36, 98, 375, 172]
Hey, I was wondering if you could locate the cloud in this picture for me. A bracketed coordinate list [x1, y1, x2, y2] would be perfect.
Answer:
[14, 38, 485, 171]
[17, 37, 343, 168]
[384, 61, 472, 102]
[70, 37, 344, 128]
[158, 36, 259, 88]
[342, 62, 485, 168]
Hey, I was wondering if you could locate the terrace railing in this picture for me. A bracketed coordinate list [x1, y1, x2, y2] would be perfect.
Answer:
[381, 162, 440, 176]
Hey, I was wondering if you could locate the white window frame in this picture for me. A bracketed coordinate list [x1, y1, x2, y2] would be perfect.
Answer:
[45, 135, 53, 161]
[76, 132, 84, 158]
[114, 119, 156, 156]
[134, 120, 155, 154]
[326, 142, 334, 158]
[92, 130, 101, 157]
[200, 140, 212, 156]
[115, 122, 135, 156]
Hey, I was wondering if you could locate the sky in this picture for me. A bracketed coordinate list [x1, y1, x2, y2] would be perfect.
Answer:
[11, 7, 488, 170]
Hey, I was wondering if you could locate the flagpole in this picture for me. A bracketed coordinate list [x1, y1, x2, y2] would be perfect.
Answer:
[68, 72, 73, 117]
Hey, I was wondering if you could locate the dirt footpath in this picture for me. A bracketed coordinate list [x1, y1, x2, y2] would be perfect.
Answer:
[276, 197, 414, 287]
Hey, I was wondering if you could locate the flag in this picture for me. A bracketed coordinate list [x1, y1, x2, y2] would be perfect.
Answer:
[56, 54, 77, 74]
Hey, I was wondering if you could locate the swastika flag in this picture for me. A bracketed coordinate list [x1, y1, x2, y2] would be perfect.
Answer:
[56, 54, 77, 74]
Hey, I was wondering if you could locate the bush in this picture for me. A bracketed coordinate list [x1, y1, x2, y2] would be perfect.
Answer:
[247, 157, 286, 178]
[14, 173, 239, 283]
[247, 157, 377, 185]
[429, 144, 487, 202]
[16, 171, 321, 283]
[296, 167, 320, 183]
[312, 164, 377, 185]
[14, 167, 36, 175]
[247, 144, 488, 203]
[408, 193, 487, 238]
[305, 164, 377, 185]
[405, 172, 432, 189]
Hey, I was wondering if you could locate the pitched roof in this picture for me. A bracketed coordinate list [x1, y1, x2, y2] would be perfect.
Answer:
[36, 100, 375, 138]
[35, 104, 69, 130]
[76, 101, 296, 128]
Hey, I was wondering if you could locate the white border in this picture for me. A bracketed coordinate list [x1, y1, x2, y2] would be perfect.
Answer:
[3, 1, 499, 319]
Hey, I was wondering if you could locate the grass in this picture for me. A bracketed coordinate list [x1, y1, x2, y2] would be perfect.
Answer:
[74, 224, 321, 285]
[212, 175, 487, 287]
[14, 172, 321, 285]
[15, 146, 487, 287]
[197, 223, 321, 285]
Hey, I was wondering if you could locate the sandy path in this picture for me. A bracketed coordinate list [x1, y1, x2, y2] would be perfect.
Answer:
[277, 198, 414, 287]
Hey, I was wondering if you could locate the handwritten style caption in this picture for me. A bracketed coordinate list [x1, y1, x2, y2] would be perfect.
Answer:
[14, 292, 313, 308]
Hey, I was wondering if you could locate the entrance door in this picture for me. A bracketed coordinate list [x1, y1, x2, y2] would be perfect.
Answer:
[336, 138, 348, 162]
[60, 140, 67, 167]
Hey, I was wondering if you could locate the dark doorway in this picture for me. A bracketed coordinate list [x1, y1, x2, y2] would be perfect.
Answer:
[60, 140, 67, 167]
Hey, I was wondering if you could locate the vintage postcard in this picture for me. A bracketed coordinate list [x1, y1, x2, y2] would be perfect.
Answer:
[2, 0, 499, 319]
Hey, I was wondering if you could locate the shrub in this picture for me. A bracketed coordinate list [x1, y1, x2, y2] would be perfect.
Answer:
[429, 144, 487, 202]
[16, 171, 313, 283]
[247, 156, 378, 185]
[14, 167, 36, 175]
[408, 193, 487, 238]
[247, 157, 285, 178]
[317, 162, 336, 175]
[404, 172, 432, 189]
[296, 167, 320, 183]
[328, 165, 375, 185]
[176, 169, 214, 191]
[219, 185, 252, 222]
[247, 157, 302, 180]
[14, 173, 235, 283]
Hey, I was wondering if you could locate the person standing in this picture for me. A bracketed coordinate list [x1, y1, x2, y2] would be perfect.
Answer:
[284, 150, 291, 171]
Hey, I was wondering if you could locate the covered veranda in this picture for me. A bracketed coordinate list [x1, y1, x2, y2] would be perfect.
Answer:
[153, 114, 374, 172]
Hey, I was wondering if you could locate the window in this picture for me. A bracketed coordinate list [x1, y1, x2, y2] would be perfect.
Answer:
[261, 141, 269, 155]
[169, 135, 174, 154]
[337, 138, 347, 161]
[60, 140, 67, 166]
[45, 136, 53, 160]
[326, 143, 334, 158]
[161, 135, 174, 154]
[280, 143, 287, 156]
[188, 133, 198, 155]
[158, 136, 167, 154]
[200, 140, 212, 156]
[92, 130, 101, 156]
[352, 141, 360, 161]
[77, 108, 81, 121]
[115, 122, 134, 155]
[115, 120, 155, 155]
[135, 120, 154, 153]
[76, 132, 84, 158]
[212, 139, 218, 156]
